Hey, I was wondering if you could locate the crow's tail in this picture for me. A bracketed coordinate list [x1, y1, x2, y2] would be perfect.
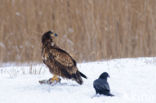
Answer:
[106, 93, 114, 96]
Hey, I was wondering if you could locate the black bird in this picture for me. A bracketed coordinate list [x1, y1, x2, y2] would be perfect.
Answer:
[93, 72, 114, 96]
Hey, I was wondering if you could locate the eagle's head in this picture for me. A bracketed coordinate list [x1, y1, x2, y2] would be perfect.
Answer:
[42, 30, 58, 46]
[99, 72, 110, 79]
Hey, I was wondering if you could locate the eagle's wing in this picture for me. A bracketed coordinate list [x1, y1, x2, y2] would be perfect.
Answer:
[49, 48, 76, 67]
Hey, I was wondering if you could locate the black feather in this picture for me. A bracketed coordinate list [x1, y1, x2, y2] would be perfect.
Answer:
[93, 72, 114, 96]
[79, 71, 87, 79]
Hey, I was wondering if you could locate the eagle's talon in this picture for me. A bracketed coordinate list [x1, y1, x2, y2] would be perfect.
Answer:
[48, 76, 61, 84]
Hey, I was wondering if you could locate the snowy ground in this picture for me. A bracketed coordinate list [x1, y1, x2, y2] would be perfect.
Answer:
[0, 57, 156, 103]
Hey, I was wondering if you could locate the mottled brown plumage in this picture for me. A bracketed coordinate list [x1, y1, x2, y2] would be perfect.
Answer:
[41, 31, 87, 85]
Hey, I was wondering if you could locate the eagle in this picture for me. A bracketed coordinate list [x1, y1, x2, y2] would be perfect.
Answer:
[41, 31, 87, 85]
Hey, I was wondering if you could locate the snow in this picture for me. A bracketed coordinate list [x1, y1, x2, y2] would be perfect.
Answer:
[0, 57, 156, 103]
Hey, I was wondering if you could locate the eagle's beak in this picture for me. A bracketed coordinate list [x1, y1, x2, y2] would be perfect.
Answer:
[51, 33, 58, 37]
[54, 33, 58, 37]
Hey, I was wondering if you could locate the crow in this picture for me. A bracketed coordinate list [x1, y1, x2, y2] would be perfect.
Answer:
[93, 72, 114, 96]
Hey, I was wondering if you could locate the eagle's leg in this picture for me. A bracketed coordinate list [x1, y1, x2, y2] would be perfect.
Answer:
[49, 75, 61, 84]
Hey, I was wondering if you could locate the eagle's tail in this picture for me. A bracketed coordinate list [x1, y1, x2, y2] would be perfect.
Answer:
[79, 71, 87, 79]
[72, 71, 87, 85]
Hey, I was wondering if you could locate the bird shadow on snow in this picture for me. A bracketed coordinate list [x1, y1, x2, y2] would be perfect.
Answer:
[39, 82, 79, 87]
[17, 81, 80, 93]
[91, 94, 115, 99]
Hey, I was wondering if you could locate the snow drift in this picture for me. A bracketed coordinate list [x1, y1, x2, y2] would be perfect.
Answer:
[0, 58, 156, 103]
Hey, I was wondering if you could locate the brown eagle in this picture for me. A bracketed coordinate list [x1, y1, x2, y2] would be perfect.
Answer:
[41, 31, 87, 85]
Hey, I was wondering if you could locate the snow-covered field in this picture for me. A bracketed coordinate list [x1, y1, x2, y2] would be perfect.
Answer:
[0, 58, 156, 103]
